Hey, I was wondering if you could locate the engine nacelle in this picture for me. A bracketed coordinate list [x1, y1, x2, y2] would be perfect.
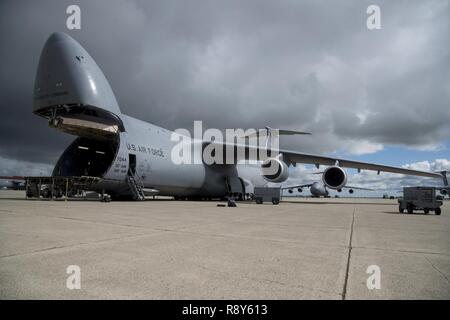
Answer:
[261, 158, 289, 183]
[322, 166, 347, 190]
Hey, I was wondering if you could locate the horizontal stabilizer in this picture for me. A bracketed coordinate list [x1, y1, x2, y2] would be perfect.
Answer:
[240, 128, 311, 138]
[438, 171, 448, 186]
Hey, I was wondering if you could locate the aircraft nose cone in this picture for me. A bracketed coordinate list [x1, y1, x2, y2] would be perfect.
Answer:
[46, 32, 75, 45]
[41, 32, 81, 60]
[33, 32, 121, 118]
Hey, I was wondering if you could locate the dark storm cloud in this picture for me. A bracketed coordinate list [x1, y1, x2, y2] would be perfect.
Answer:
[0, 0, 449, 175]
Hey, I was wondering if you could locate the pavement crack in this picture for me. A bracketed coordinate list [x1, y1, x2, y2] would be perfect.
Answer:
[342, 208, 355, 300]
[425, 257, 450, 285]
[34, 214, 153, 230]
[0, 231, 161, 259]
[351, 246, 450, 257]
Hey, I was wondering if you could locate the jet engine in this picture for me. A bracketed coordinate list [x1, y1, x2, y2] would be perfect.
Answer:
[322, 166, 348, 190]
[261, 158, 289, 183]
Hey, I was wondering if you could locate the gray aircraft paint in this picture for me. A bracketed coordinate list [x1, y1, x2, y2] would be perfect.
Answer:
[33, 33, 263, 197]
[283, 181, 328, 197]
[34, 33, 121, 118]
[32, 33, 446, 199]
[310, 182, 328, 197]
[282, 181, 375, 197]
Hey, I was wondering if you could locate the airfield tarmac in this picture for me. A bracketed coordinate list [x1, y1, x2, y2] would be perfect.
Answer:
[0, 190, 449, 300]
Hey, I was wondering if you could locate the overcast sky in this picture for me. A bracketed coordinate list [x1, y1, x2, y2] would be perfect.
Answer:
[0, 0, 449, 192]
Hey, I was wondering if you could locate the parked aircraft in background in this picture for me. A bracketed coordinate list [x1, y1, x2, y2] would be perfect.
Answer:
[28, 32, 448, 200]
[282, 181, 373, 198]
[440, 187, 450, 197]
[0, 177, 25, 190]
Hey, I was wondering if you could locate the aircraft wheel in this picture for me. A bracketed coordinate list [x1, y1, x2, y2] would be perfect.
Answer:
[435, 207, 441, 216]
[399, 204, 404, 213]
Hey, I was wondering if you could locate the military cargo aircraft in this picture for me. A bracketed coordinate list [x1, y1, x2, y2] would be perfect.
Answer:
[282, 181, 373, 197]
[29, 33, 448, 200]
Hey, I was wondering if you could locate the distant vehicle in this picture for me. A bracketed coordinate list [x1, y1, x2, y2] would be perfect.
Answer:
[282, 181, 373, 198]
[398, 187, 449, 199]
[398, 187, 443, 215]
[254, 187, 281, 205]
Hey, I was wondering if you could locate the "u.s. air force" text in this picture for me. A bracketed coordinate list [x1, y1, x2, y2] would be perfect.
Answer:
[126, 143, 164, 157]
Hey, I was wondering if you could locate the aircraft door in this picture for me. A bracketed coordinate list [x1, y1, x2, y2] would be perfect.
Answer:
[128, 154, 136, 175]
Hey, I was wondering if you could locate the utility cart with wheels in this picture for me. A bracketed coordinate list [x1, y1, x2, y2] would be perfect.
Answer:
[254, 187, 281, 205]
[398, 187, 443, 215]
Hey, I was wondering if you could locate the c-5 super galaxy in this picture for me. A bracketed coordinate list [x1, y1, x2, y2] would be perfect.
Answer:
[31, 33, 448, 200]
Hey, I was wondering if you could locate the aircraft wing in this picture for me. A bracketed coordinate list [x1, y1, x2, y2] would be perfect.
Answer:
[280, 184, 313, 190]
[342, 185, 374, 191]
[281, 148, 447, 183]
[202, 141, 448, 184]
[281, 150, 445, 181]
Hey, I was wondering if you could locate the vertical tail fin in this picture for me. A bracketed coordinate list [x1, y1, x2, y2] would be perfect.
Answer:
[440, 171, 448, 186]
